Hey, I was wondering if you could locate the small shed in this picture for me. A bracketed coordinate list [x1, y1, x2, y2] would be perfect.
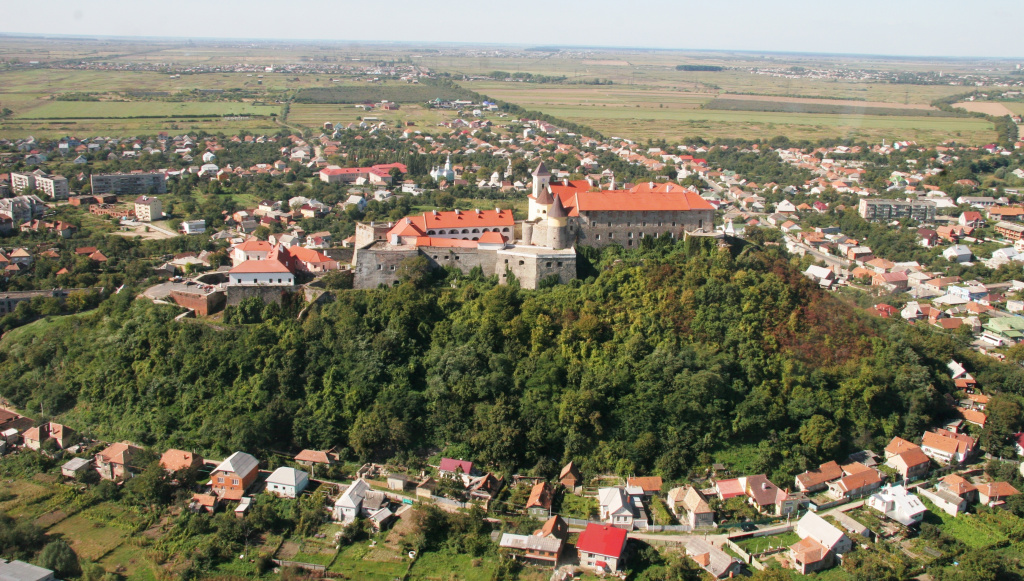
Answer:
[416, 477, 437, 499]
[235, 497, 252, 518]
[61, 457, 92, 479]
[387, 474, 409, 491]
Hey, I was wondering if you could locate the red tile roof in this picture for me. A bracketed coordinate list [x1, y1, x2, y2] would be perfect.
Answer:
[415, 209, 513, 230]
[229, 258, 291, 274]
[439, 458, 473, 474]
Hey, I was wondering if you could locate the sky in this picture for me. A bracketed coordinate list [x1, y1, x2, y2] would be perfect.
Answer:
[3, 0, 1024, 59]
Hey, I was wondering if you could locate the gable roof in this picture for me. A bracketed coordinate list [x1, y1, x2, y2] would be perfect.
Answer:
[922, 429, 975, 456]
[160, 449, 201, 472]
[626, 476, 663, 494]
[796, 461, 843, 489]
[97, 442, 141, 466]
[295, 449, 332, 464]
[526, 482, 554, 510]
[559, 461, 579, 480]
[797, 511, 847, 551]
[893, 447, 931, 469]
[576, 523, 627, 559]
[230, 258, 291, 274]
[940, 474, 977, 496]
[439, 458, 473, 474]
[213, 451, 259, 478]
[885, 437, 921, 456]
[266, 466, 308, 487]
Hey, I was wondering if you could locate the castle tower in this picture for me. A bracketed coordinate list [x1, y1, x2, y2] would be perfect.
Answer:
[546, 194, 571, 250]
[531, 161, 551, 198]
[528, 161, 554, 221]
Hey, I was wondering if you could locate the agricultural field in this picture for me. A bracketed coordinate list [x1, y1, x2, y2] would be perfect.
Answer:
[953, 101, 1017, 117]
[14, 101, 281, 119]
[288, 103, 463, 133]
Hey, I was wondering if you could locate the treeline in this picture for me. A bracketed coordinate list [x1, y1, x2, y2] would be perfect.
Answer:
[704, 98, 960, 118]
[2, 239, 1016, 486]
[294, 79, 476, 104]
[486, 71, 568, 84]
[676, 65, 724, 72]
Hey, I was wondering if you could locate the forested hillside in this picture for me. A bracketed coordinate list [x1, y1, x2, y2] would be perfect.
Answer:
[1, 239, 1017, 484]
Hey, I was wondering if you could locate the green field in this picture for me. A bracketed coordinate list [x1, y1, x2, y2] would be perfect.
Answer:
[14, 101, 281, 119]
[288, 103, 463, 133]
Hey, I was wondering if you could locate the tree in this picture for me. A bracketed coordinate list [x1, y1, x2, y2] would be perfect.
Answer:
[38, 539, 80, 578]
[799, 414, 841, 463]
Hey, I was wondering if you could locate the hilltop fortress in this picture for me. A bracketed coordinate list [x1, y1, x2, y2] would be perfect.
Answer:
[350, 162, 716, 289]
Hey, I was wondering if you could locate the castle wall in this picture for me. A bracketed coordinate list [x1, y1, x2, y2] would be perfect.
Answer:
[574, 209, 714, 248]
[354, 222, 394, 249]
[497, 250, 576, 288]
[421, 247, 495, 277]
[351, 246, 420, 289]
[169, 289, 226, 316]
[225, 285, 293, 306]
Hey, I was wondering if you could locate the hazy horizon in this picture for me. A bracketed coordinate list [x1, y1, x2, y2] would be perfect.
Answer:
[2, 0, 1023, 60]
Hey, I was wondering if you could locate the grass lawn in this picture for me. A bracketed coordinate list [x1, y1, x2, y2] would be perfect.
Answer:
[330, 542, 409, 580]
[99, 542, 159, 581]
[49, 512, 128, 561]
[735, 531, 800, 554]
[0, 480, 55, 518]
[408, 551, 497, 581]
[557, 493, 598, 520]
[0, 312, 96, 348]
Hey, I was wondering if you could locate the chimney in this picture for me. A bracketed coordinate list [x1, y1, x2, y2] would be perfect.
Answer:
[475, 208, 481, 214]
[649, 181, 654, 189]
[432, 210, 438, 215]
[762, 483, 768, 490]
[455, 208, 461, 214]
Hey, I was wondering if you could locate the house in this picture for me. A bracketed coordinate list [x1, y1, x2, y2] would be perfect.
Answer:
[866, 485, 926, 526]
[575, 523, 628, 573]
[804, 264, 836, 287]
[960, 211, 984, 228]
[235, 497, 253, 518]
[886, 446, 931, 481]
[795, 461, 844, 493]
[742, 474, 797, 516]
[559, 461, 581, 490]
[334, 479, 371, 522]
[921, 429, 976, 464]
[714, 478, 746, 500]
[0, 560, 56, 581]
[160, 449, 203, 473]
[22, 422, 74, 451]
[333, 478, 390, 523]
[1014, 433, 1024, 456]
[61, 457, 92, 479]
[526, 481, 554, 518]
[789, 512, 852, 574]
[937, 474, 978, 503]
[683, 537, 742, 579]
[438, 458, 475, 479]
[826, 463, 882, 501]
[943, 245, 973, 263]
[210, 452, 260, 500]
[468, 472, 504, 502]
[265, 466, 309, 499]
[670, 486, 715, 528]
[190, 493, 219, 514]
[626, 476, 662, 497]
[598, 487, 636, 529]
[977, 482, 1021, 507]
[919, 486, 970, 517]
[294, 449, 336, 468]
[499, 515, 567, 566]
[95, 442, 143, 481]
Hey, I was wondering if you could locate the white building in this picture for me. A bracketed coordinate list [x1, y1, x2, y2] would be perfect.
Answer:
[265, 467, 309, 499]
[181, 220, 206, 235]
[228, 259, 294, 286]
[866, 485, 926, 526]
[334, 479, 370, 522]
[598, 487, 636, 529]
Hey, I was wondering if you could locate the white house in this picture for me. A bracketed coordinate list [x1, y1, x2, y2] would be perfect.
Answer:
[943, 245, 973, 263]
[333, 479, 370, 522]
[598, 487, 636, 529]
[866, 485, 926, 526]
[804, 265, 835, 287]
[265, 466, 309, 499]
[790, 511, 852, 575]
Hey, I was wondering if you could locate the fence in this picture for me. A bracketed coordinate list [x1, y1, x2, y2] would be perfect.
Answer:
[723, 539, 765, 571]
[643, 524, 692, 533]
[273, 560, 326, 572]
[430, 495, 467, 509]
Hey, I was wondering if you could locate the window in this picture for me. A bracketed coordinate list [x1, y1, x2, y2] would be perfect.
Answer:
[232, 479, 239, 486]
[626, 222, 631, 227]
[377, 264, 382, 270]
[546, 261, 552, 267]
[454, 255, 460, 260]
[390, 265, 396, 270]
[596, 234, 601, 240]
[642, 221, 646, 226]
[557, 261, 563, 267]
[519, 260, 525, 265]
[472, 228, 479, 233]
[628, 240, 633, 246]
[698, 219, 704, 230]
[672, 221, 676, 227]
[609, 233, 614, 239]
[504, 259, 509, 263]
[628, 232, 634, 239]
[432, 255, 438, 259]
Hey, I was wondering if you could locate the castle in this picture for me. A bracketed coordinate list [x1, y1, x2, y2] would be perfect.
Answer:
[349, 162, 716, 290]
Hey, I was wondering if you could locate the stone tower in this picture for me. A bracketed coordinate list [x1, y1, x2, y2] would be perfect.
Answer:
[528, 161, 554, 221]
[546, 194, 571, 250]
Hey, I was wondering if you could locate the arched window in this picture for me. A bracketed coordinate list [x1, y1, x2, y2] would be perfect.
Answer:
[472, 228, 479, 233]
[461, 229, 469, 234]
[428, 230, 436, 235]
[472, 237, 479, 241]
[502, 227, 510, 232]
